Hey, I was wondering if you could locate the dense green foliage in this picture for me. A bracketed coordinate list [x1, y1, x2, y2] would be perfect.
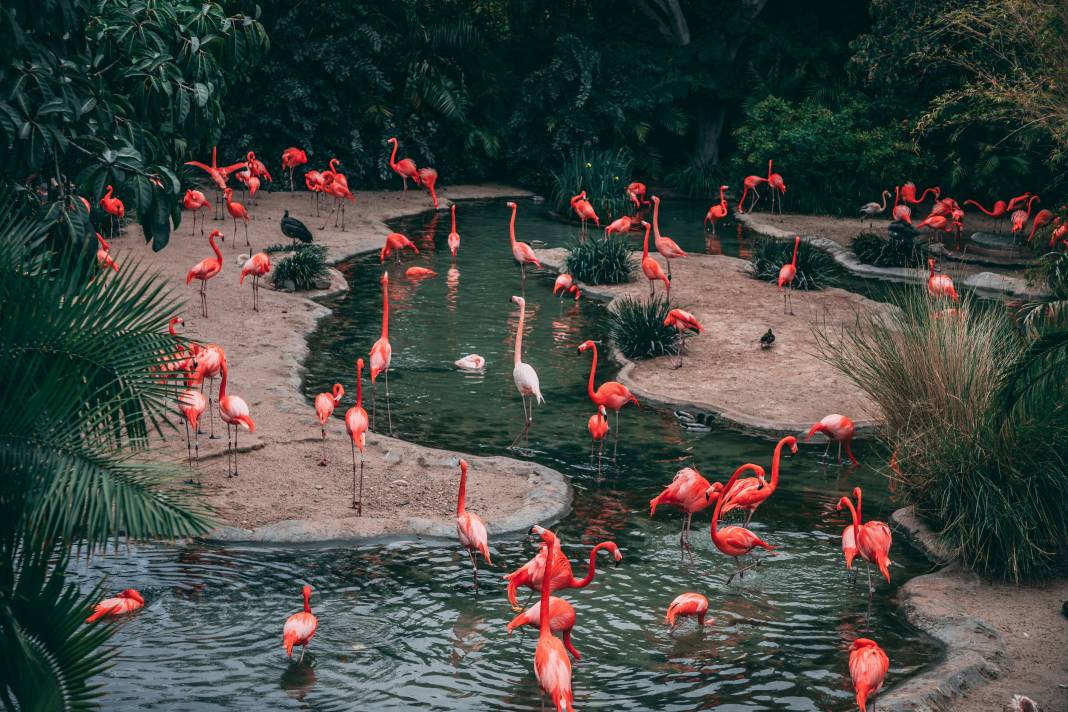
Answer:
[550, 147, 632, 222]
[269, 243, 329, 291]
[818, 292, 1068, 580]
[749, 237, 837, 290]
[566, 236, 635, 286]
[851, 231, 926, 268]
[609, 295, 678, 361]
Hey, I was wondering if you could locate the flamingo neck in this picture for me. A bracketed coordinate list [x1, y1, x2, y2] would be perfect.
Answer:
[211, 146, 217, 169]
[450, 204, 456, 232]
[893, 186, 900, 211]
[916, 187, 937, 202]
[767, 159, 773, 181]
[790, 237, 799, 267]
[769, 439, 789, 491]
[355, 362, 363, 407]
[104, 185, 113, 200]
[928, 261, 936, 278]
[572, 541, 612, 588]
[97, 234, 110, 251]
[209, 234, 222, 261]
[879, 190, 891, 211]
[218, 360, 228, 399]
[1026, 195, 1039, 216]
[840, 495, 862, 549]
[514, 302, 525, 367]
[388, 140, 398, 169]
[539, 535, 555, 635]
[586, 344, 598, 401]
[855, 488, 863, 522]
[642, 223, 651, 259]
[712, 464, 759, 542]
[457, 465, 467, 516]
[652, 199, 661, 239]
[508, 204, 517, 246]
[303, 589, 311, 614]
[381, 280, 389, 338]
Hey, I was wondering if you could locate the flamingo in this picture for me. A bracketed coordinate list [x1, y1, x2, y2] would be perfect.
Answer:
[454, 354, 486, 371]
[603, 215, 633, 236]
[915, 213, 949, 232]
[577, 339, 638, 459]
[184, 147, 247, 219]
[849, 638, 889, 712]
[587, 404, 609, 468]
[189, 343, 225, 439]
[778, 235, 800, 315]
[626, 181, 648, 212]
[281, 147, 308, 194]
[805, 414, 858, 465]
[651, 196, 687, 278]
[720, 435, 798, 526]
[370, 273, 394, 436]
[455, 458, 492, 589]
[737, 172, 768, 213]
[447, 203, 460, 259]
[386, 137, 420, 190]
[507, 201, 541, 280]
[379, 232, 420, 262]
[838, 485, 874, 571]
[704, 185, 729, 233]
[418, 167, 439, 208]
[99, 185, 125, 237]
[709, 463, 777, 583]
[569, 191, 599, 237]
[666, 592, 713, 630]
[859, 190, 893, 224]
[319, 158, 355, 230]
[405, 266, 436, 279]
[95, 233, 119, 273]
[305, 170, 325, 214]
[663, 308, 703, 368]
[504, 525, 622, 610]
[508, 295, 543, 449]
[926, 258, 959, 301]
[1010, 195, 1040, 239]
[178, 388, 208, 478]
[1049, 218, 1068, 249]
[345, 358, 369, 513]
[1006, 192, 1033, 210]
[531, 527, 574, 712]
[223, 188, 250, 247]
[282, 585, 318, 664]
[244, 151, 272, 183]
[507, 597, 580, 659]
[85, 589, 144, 623]
[640, 220, 670, 297]
[766, 160, 787, 214]
[186, 230, 223, 318]
[650, 466, 720, 556]
[929, 196, 959, 218]
[553, 274, 574, 298]
[239, 252, 271, 311]
[837, 488, 892, 589]
[900, 182, 940, 205]
[1026, 208, 1054, 242]
[218, 357, 255, 478]
[964, 197, 1008, 219]
[313, 383, 345, 466]
[183, 189, 210, 235]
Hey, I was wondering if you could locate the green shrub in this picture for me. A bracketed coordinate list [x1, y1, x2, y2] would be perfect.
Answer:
[749, 237, 836, 290]
[270, 244, 329, 290]
[609, 295, 677, 360]
[666, 159, 731, 200]
[565, 236, 634, 285]
[550, 146, 633, 223]
[851, 231, 927, 268]
[817, 291, 1068, 580]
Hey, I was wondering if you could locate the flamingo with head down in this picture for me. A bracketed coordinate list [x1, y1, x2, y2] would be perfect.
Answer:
[805, 414, 858, 464]
[507, 596, 580, 659]
[720, 435, 798, 526]
[709, 463, 777, 583]
[577, 339, 638, 459]
[86, 589, 144, 623]
[530, 526, 575, 712]
[313, 383, 345, 466]
[504, 525, 622, 611]
[380, 232, 420, 262]
[663, 308, 703, 368]
[849, 638, 889, 712]
[650, 466, 720, 557]
[666, 592, 713, 630]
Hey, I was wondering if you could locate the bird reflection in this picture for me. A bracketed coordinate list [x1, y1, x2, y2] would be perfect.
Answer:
[446, 267, 460, 312]
[573, 490, 630, 540]
[279, 658, 317, 701]
[705, 232, 723, 255]
[417, 211, 441, 252]
[736, 223, 752, 260]
[448, 609, 486, 667]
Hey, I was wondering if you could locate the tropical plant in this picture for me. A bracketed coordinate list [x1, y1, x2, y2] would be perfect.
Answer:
[608, 295, 678, 360]
[749, 236, 837, 290]
[0, 201, 210, 709]
[851, 231, 926, 268]
[565, 236, 635, 286]
[817, 290, 1068, 580]
[550, 147, 633, 223]
[271, 244, 329, 291]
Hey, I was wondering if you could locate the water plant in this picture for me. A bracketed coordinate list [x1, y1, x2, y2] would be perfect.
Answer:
[550, 147, 633, 223]
[749, 236, 836, 290]
[565, 236, 635, 286]
[270, 244, 329, 291]
[608, 295, 678, 360]
[851, 230, 927, 268]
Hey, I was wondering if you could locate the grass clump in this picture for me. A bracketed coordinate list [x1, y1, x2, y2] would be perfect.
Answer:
[608, 295, 677, 360]
[565, 236, 634, 285]
[851, 231, 926, 268]
[749, 236, 836, 290]
[551, 146, 633, 222]
[817, 290, 1068, 580]
[270, 243, 329, 291]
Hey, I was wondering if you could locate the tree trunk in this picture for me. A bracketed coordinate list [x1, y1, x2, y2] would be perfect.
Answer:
[695, 108, 725, 166]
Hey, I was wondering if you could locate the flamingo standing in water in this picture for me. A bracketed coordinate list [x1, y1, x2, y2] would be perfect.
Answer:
[345, 359, 369, 514]
[553, 274, 574, 298]
[577, 340, 638, 459]
[86, 589, 144, 623]
[281, 147, 308, 194]
[651, 196, 687, 278]
[185, 147, 246, 219]
[530, 527, 575, 712]
[183, 188, 210, 235]
[95, 233, 119, 273]
[223, 188, 250, 247]
[650, 466, 720, 556]
[186, 230, 223, 318]
[218, 357, 255, 478]
[313, 383, 345, 465]
[663, 308, 703, 368]
[505, 525, 622, 610]
[709, 463, 777, 583]
[720, 435, 798, 526]
[282, 585, 318, 664]
[455, 458, 492, 589]
[926, 258, 959, 301]
[239, 252, 271, 311]
[587, 405, 609, 469]
[837, 488, 892, 591]
[507, 202, 542, 280]
[508, 295, 543, 449]
[99, 185, 125, 238]
[178, 388, 208, 479]
[507, 596, 580, 659]
[386, 137, 420, 190]
[704, 185, 730, 233]
[849, 638, 889, 712]
[370, 273, 394, 436]
[603, 215, 633, 236]
[640, 220, 670, 297]
[778, 235, 800, 315]
[447, 204, 460, 260]
[380, 232, 420, 262]
[569, 191, 599, 238]
[805, 414, 858, 465]
[666, 592, 713, 630]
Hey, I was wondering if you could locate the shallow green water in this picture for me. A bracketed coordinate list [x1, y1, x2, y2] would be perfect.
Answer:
[79, 198, 939, 710]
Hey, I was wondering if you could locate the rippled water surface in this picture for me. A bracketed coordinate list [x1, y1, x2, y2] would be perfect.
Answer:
[79, 199, 939, 710]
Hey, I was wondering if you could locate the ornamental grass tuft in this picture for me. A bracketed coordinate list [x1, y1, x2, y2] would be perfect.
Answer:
[749, 236, 836, 290]
[608, 295, 678, 360]
[565, 236, 634, 285]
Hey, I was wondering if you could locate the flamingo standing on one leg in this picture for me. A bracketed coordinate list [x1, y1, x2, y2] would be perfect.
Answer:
[99, 185, 125, 238]
[386, 137, 420, 190]
[663, 308, 703, 368]
[455, 458, 492, 590]
[805, 414, 858, 465]
[281, 147, 308, 195]
[95, 233, 119, 273]
[345, 358, 369, 514]
[85, 589, 144, 623]
[926, 258, 959, 300]
[282, 585, 318, 664]
[239, 251, 271, 311]
[640, 220, 670, 297]
[531, 527, 575, 712]
[223, 188, 250, 248]
[313, 383, 345, 466]
[578, 339, 638, 460]
[704, 185, 730, 233]
[709, 463, 777, 583]
[587, 405, 609, 470]
[447, 203, 460, 260]
[218, 358, 255, 478]
[507, 202, 541, 281]
[178, 389, 208, 481]
[666, 592, 713, 630]
[507, 596, 581, 659]
[508, 295, 543, 449]
[778, 235, 800, 315]
[651, 196, 687, 278]
[720, 435, 798, 526]
[370, 273, 394, 436]
[650, 466, 720, 559]
[183, 189, 210, 235]
[849, 638, 889, 712]
[504, 527, 622, 610]
[186, 230, 223, 318]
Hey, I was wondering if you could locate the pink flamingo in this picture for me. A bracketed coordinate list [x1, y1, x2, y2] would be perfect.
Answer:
[651, 196, 687, 278]
[850, 638, 889, 712]
[704, 185, 729, 233]
[95, 233, 119, 273]
[1027, 208, 1054, 242]
[626, 181, 648, 212]
[587, 404, 609, 468]
[86, 589, 144, 623]
[553, 274, 574, 298]
[709, 463, 777, 583]
[509, 295, 543, 449]
[313, 382, 345, 466]
[569, 191, 599, 238]
[405, 266, 436, 279]
[650, 466, 720, 556]
[507, 596, 581, 659]
[386, 137, 420, 190]
[380, 232, 420, 263]
[663, 308, 703, 368]
[370, 273, 394, 435]
[189, 343, 225, 439]
[183, 189, 210, 235]
[578, 339, 638, 459]
[766, 160, 786, 214]
[305, 170, 324, 214]
[507, 201, 542, 280]
[186, 230, 223, 318]
[99, 185, 125, 237]
[184, 147, 246, 219]
[837, 488, 892, 590]
[805, 414, 858, 464]
[737, 172, 768, 213]
[418, 167, 439, 208]
[282, 585, 318, 663]
[640, 220, 670, 297]
[721, 435, 798, 526]
[603, 215, 634, 236]
[178, 389, 208, 478]
[239, 252, 271, 311]
[899, 182, 940, 205]
[504, 525, 622, 610]
[455, 458, 492, 589]
[447, 204, 460, 260]
[666, 592, 713, 630]
[218, 357, 255, 478]
[223, 188, 250, 247]
[892, 185, 912, 224]
[1010, 195, 1040, 238]
[531, 527, 575, 712]
[778, 235, 800, 315]
[926, 258, 959, 301]
[345, 358, 369, 513]
[281, 147, 308, 194]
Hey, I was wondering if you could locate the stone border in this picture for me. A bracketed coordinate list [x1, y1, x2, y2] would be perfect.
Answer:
[737, 213, 1048, 300]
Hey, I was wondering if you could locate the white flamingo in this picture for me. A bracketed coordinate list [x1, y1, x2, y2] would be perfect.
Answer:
[509, 295, 543, 449]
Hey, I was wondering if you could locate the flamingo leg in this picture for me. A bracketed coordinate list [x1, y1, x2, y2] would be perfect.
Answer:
[194, 427, 201, 484]
[788, 286, 794, 316]
[244, 220, 249, 248]
[298, 644, 306, 664]
[371, 380, 377, 432]
[233, 426, 240, 476]
[469, 550, 479, 592]
[613, 409, 620, 461]
[319, 427, 327, 466]
[837, 440, 843, 464]
[184, 419, 193, 475]
[384, 370, 393, 436]
[508, 396, 530, 449]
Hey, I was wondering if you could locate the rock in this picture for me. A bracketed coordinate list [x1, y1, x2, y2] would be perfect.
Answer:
[315, 485, 323, 490]
[391, 479, 409, 488]
[282, 279, 296, 292]
[383, 449, 402, 465]
[314, 277, 331, 290]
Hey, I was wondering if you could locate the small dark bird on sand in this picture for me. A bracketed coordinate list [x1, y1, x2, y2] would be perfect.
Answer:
[760, 328, 775, 349]
[281, 210, 313, 245]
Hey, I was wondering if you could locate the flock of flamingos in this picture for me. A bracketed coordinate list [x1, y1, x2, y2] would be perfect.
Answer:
[81, 137, 1028, 712]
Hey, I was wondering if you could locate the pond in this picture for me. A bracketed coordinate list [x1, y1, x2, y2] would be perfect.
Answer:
[78, 198, 940, 710]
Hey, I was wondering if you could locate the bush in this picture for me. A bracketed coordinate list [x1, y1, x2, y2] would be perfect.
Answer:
[817, 291, 1068, 580]
[565, 236, 634, 285]
[852, 231, 927, 268]
[270, 244, 329, 290]
[609, 295, 678, 360]
[749, 237, 836, 290]
[550, 146, 633, 223]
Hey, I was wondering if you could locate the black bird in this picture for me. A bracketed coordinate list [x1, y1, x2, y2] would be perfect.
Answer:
[281, 210, 313, 245]
[760, 328, 775, 350]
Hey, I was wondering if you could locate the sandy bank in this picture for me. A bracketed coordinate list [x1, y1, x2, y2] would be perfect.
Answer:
[109, 184, 574, 541]
[534, 247, 885, 437]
